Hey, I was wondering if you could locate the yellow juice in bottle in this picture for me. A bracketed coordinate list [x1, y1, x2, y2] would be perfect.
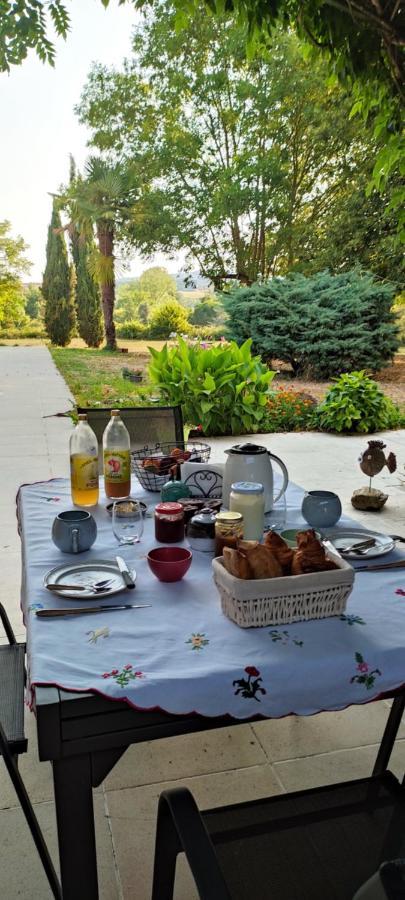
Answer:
[69, 415, 99, 507]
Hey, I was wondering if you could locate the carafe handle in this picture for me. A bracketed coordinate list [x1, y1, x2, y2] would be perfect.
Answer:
[268, 453, 289, 504]
[72, 528, 79, 554]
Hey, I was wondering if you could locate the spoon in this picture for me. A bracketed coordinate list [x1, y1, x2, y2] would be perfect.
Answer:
[46, 579, 113, 593]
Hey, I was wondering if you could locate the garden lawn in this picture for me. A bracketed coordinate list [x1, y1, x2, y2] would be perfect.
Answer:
[50, 347, 155, 407]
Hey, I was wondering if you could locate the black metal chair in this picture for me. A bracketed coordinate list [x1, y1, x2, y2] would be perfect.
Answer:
[152, 772, 405, 899]
[77, 405, 184, 472]
[0, 604, 61, 899]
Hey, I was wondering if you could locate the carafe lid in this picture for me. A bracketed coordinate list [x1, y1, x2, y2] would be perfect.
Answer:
[227, 443, 267, 455]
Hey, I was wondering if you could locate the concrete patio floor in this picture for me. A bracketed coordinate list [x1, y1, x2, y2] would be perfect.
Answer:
[0, 345, 405, 898]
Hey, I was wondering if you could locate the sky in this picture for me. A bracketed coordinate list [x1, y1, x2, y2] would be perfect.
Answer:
[1, 0, 183, 282]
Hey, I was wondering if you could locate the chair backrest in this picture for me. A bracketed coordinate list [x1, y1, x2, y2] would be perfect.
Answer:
[77, 405, 184, 472]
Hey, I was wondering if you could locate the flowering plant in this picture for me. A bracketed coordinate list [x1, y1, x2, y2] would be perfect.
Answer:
[264, 386, 316, 432]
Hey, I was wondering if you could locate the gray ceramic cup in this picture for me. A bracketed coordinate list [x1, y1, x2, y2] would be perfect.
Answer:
[52, 510, 97, 554]
[301, 490, 342, 529]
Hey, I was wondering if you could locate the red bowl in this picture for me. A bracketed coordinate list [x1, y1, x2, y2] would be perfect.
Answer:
[147, 547, 192, 583]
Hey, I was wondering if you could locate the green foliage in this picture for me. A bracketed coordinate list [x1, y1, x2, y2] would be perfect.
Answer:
[263, 387, 317, 433]
[78, 17, 389, 283]
[0, 221, 31, 328]
[0, 323, 47, 339]
[116, 268, 178, 323]
[224, 270, 400, 380]
[75, 239, 103, 348]
[313, 371, 403, 433]
[116, 320, 148, 339]
[148, 336, 274, 436]
[148, 299, 190, 339]
[189, 296, 221, 326]
[24, 285, 44, 320]
[0, 0, 70, 71]
[42, 201, 75, 346]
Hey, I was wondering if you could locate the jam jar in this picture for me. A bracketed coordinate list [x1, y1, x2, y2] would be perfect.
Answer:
[187, 508, 216, 552]
[154, 502, 185, 543]
[214, 511, 243, 556]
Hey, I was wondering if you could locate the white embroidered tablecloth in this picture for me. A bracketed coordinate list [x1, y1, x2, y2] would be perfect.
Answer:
[18, 477, 405, 720]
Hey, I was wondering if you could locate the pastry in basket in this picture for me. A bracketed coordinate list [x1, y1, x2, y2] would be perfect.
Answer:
[264, 531, 294, 574]
[291, 532, 338, 575]
[242, 544, 283, 579]
[223, 547, 252, 579]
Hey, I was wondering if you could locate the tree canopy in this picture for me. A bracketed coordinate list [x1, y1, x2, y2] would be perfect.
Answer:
[0, 221, 31, 328]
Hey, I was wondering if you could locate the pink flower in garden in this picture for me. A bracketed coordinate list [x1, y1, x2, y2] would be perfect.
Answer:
[357, 662, 369, 673]
[124, 664, 133, 670]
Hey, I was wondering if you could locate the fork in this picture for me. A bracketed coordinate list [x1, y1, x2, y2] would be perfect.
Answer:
[46, 579, 113, 593]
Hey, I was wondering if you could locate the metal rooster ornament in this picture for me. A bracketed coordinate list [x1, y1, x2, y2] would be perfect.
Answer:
[352, 441, 397, 511]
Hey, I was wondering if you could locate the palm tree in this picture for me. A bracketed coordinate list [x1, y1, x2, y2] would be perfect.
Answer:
[63, 157, 142, 350]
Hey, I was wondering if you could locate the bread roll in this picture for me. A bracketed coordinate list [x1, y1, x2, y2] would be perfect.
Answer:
[264, 531, 294, 574]
[243, 544, 283, 579]
[223, 547, 252, 579]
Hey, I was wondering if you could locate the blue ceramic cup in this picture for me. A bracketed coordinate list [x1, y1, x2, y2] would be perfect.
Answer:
[301, 491, 342, 529]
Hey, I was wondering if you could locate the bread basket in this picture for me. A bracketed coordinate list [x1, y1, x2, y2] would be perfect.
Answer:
[212, 552, 354, 627]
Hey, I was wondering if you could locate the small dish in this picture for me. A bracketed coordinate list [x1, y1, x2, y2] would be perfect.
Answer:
[106, 499, 148, 518]
[280, 528, 321, 548]
[43, 559, 135, 599]
[147, 547, 192, 582]
[325, 528, 395, 558]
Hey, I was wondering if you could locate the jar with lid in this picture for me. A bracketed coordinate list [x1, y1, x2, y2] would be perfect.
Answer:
[214, 511, 243, 557]
[155, 502, 185, 543]
[229, 482, 265, 541]
[187, 508, 216, 552]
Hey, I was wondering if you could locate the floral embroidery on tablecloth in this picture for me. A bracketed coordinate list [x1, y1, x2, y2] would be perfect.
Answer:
[340, 614, 366, 626]
[395, 588, 405, 597]
[102, 664, 144, 687]
[350, 652, 381, 690]
[28, 602, 44, 611]
[185, 633, 209, 650]
[233, 666, 266, 702]
[39, 495, 61, 502]
[269, 629, 303, 647]
[87, 627, 109, 644]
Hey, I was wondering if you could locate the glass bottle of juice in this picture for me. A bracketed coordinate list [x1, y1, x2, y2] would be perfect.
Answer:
[70, 414, 99, 507]
[103, 410, 131, 498]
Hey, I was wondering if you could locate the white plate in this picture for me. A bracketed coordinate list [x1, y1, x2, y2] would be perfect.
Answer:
[43, 559, 135, 599]
[325, 528, 395, 559]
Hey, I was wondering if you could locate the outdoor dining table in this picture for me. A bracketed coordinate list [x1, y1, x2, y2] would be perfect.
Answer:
[17, 476, 405, 900]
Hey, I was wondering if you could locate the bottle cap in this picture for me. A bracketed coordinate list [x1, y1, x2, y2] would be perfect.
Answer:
[155, 502, 183, 514]
[231, 481, 264, 494]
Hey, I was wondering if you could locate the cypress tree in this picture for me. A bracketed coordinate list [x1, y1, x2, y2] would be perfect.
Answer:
[42, 200, 75, 346]
[76, 239, 103, 347]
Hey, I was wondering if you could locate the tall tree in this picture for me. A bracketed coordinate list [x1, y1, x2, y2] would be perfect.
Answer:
[62, 157, 144, 350]
[67, 155, 103, 347]
[0, 221, 31, 328]
[77, 16, 386, 283]
[42, 200, 75, 346]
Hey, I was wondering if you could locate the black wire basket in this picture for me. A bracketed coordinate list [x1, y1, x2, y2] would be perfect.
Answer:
[131, 441, 211, 492]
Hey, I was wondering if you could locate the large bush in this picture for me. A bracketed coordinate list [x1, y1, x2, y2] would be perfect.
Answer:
[148, 337, 274, 435]
[313, 371, 403, 433]
[224, 271, 400, 380]
[116, 320, 148, 339]
[148, 300, 190, 338]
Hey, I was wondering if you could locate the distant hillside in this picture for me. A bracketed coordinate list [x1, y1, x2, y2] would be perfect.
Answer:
[116, 271, 212, 290]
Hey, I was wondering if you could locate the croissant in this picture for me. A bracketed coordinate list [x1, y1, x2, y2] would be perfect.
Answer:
[291, 535, 337, 575]
[243, 544, 283, 579]
[223, 547, 252, 580]
[264, 531, 294, 574]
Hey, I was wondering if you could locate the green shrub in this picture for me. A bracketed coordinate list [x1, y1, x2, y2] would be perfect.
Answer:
[187, 326, 224, 340]
[0, 323, 47, 339]
[263, 387, 317, 432]
[148, 299, 190, 338]
[148, 336, 275, 436]
[313, 371, 403, 433]
[116, 320, 148, 339]
[224, 270, 400, 380]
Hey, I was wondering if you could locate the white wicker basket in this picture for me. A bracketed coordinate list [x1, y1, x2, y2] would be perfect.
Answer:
[212, 552, 354, 627]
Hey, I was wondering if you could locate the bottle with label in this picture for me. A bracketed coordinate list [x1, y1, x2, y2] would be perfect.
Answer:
[103, 410, 131, 499]
[70, 414, 99, 507]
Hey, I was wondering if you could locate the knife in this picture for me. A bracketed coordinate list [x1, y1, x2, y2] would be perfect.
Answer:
[36, 604, 151, 618]
[355, 560, 405, 572]
[116, 556, 136, 589]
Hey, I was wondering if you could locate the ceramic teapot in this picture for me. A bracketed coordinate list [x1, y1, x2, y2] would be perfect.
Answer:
[222, 443, 289, 513]
[52, 510, 97, 554]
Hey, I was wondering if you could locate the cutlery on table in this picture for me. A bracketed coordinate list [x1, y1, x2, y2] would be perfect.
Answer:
[389, 534, 405, 543]
[36, 604, 151, 618]
[355, 560, 405, 572]
[116, 556, 136, 589]
[333, 538, 376, 554]
[46, 579, 113, 593]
